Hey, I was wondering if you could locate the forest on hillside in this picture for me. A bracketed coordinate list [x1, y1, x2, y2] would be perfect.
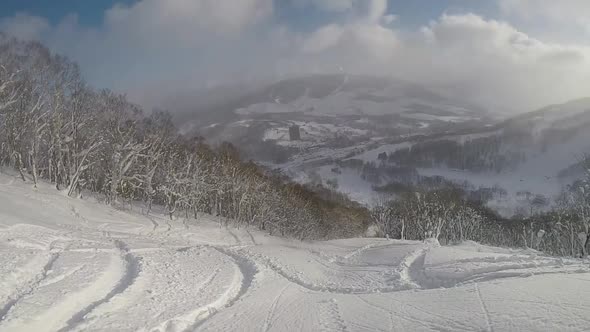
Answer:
[1, 34, 589, 257]
[0, 34, 369, 240]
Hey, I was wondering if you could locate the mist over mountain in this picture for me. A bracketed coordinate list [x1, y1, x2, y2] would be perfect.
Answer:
[173, 74, 494, 145]
[170, 74, 590, 217]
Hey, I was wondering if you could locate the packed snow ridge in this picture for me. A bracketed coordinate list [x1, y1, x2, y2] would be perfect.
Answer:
[0, 172, 589, 332]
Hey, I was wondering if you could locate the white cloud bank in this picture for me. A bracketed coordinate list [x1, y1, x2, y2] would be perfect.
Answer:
[500, 0, 590, 33]
[1, 0, 590, 112]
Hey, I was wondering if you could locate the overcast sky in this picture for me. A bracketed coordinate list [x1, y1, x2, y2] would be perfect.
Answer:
[1, 0, 590, 112]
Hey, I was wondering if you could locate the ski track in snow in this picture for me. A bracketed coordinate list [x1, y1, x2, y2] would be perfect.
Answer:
[209, 247, 258, 305]
[150, 267, 221, 332]
[318, 298, 347, 332]
[398, 245, 429, 290]
[147, 216, 159, 232]
[1, 173, 590, 331]
[243, 242, 431, 294]
[225, 227, 242, 245]
[245, 229, 257, 246]
[342, 242, 381, 260]
[0, 251, 60, 322]
[0, 178, 14, 186]
[262, 284, 289, 332]
[56, 240, 141, 332]
[187, 246, 259, 331]
[475, 283, 494, 332]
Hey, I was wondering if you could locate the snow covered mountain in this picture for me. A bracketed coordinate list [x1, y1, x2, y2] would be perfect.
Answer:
[1, 172, 590, 331]
[174, 74, 494, 161]
[173, 73, 590, 215]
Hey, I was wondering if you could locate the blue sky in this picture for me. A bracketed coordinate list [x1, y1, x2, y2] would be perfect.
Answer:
[0, 0, 135, 26]
[0, 0, 497, 31]
[0, 0, 137, 25]
[0, 0, 589, 111]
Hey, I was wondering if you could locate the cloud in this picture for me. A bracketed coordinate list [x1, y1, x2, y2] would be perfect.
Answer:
[416, 14, 590, 110]
[291, 0, 355, 13]
[1, 0, 276, 91]
[422, 14, 586, 63]
[500, 0, 590, 24]
[365, 0, 387, 24]
[301, 24, 344, 53]
[104, 0, 273, 37]
[0, 13, 49, 40]
[291, 0, 386, 19]
[1, 0, 590, 113]
[289, 12, 590, 111]
[499, 0, 590, 40]
[382, 14, 397, 25]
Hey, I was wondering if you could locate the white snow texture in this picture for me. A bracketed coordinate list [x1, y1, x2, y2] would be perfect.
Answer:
[0, 172, 589, 332]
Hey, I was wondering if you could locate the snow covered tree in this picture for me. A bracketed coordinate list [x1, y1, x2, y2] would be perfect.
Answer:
[0, 35, 370, 240]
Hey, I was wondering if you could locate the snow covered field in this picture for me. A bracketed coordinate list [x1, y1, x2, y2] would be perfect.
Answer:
[1, 172, 589, 332]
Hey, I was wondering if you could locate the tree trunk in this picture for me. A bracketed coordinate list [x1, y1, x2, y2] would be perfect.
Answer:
[30, 149, 38, 188]
[401, 220, 405, 240]
[16, 153, 26, 182]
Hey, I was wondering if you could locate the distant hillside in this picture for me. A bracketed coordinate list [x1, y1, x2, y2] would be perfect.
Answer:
[168, 73, 590, 216]
[280, 98, 590, 216]
[173, 74, 495, 161]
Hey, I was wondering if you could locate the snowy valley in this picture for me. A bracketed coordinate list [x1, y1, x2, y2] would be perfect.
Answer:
[171, 74, 590, 217]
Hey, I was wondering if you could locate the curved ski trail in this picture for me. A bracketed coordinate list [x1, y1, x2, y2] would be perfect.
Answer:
[248, 242, 431, 294]
[149, 268, 222, 332]
[186, 247, 258, 331]
[57, 240, 141, 332]
[0, 252, 60, 322]
[0, 240, 131, 332]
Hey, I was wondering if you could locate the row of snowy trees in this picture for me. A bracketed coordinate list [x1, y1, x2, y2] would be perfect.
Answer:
[538, 175, 590, 257]
[372, 189, 495, 244]
[383, 137, 526, 173]
[372, 166, 590, 257]
[0, 35, 369, 240]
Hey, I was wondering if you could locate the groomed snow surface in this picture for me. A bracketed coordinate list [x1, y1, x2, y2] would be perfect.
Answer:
[0, 172, 589, 332]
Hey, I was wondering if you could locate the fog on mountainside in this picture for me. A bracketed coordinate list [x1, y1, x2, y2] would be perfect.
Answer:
[171, 72, 590, 222]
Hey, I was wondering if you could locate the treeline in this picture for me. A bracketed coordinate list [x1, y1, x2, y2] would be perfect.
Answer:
[372, 189, 492, 243]
[0, 34, 369, 240]
[373, 173, 590, 257]
[337, 141, 525, 188]
[336, 159, 419, 184]
[383, 137, 526, 173]
[370, 127, 581, 174]
[336, 159, 509, 204]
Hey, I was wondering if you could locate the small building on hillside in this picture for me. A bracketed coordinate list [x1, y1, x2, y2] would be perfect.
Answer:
[289, 125, 301, 141]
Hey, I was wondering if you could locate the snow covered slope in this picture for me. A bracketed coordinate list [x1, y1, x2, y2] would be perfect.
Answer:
[1, 172, 589, 332]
